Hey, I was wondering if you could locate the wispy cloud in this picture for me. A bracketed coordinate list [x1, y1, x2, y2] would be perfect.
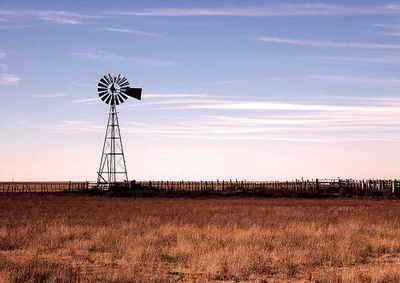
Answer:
[143, 99, 224, 106]
[320, 55, 400, 64]
[373, 23, 400, 36]
[214, 79, 248, 85]
[257, 37, 400, 49]
[39, 120, 103, 133]
[32, 93, 66, 98]
[163, 134, 399, 143]
[210, 113, 400, 127]
[0, 10, 17, 16]
[35, 91, 400, 144]
[71, 98, 97, 104]
[309, 75, 400, 85]
[319, 95, 400, 103]
[109, 4, 400, 17]
[373, 24, 400, 29]
[103, 27, 160, 37]
[0, 73, 20, 85]
[131, 58, 176, 66]
[263, 77, 289, 81]
[382, 32, 400, 36]
[179, 101, 400, 113]
[71, 51, 176, 66]
[212, 116, 334, 125]
[39, 16, 80, 25]
[2, 5, 400, 25]
[0, 24, 33, 30]
[0, 10, 98, 25]
[71, 82, 93, 88]
[146, 93, 215, 98]
[39, 116, 400, 143]
[71, 51, 105, 60]
[72, 94, 216, 104]
[0, 51, 6, 59]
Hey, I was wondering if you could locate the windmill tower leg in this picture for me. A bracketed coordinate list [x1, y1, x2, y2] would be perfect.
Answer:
[97, 105, 129, 188]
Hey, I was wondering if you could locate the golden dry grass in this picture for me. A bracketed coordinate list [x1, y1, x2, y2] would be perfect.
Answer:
[0, 195, 400, 282]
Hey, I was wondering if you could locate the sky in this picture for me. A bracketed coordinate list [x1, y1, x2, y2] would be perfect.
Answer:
[1, 0, 400, 181]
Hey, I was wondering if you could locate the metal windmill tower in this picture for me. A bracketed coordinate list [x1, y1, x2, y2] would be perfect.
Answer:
[96, 73, 142, 186]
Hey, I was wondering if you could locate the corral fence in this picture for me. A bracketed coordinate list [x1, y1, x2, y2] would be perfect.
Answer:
[1, 179, 400, 197]
[135, 179, 400, 197]
[0, 181, 90, 193]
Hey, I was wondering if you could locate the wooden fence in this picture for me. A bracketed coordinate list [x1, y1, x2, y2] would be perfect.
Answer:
[134, 179, 400, 197]
[1, 179, 400, 197]
[0, 182, 89, 193]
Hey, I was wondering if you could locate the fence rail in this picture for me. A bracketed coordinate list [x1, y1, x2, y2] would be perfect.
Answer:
[135, 179, 400, 197]
[1, 179, 400, 197]
[0, 182, 89, 193]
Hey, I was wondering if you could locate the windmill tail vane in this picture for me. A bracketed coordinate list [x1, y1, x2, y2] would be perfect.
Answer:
[96, 73, 142, 187]
[125, 87, 142, 100]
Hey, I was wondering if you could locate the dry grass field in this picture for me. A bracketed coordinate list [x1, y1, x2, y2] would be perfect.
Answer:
[0, 195, 400, 282]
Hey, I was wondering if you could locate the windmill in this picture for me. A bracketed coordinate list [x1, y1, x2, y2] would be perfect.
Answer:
[96, 73, 142, 187]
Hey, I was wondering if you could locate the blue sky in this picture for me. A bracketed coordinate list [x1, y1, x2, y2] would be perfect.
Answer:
[1, 0, 400, 181]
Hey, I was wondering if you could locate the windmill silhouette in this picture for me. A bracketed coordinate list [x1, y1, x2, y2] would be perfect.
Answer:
[96, 73, 142, 186]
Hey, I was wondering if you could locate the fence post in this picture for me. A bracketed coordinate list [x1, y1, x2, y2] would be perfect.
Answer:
[392, 180, 395, 195]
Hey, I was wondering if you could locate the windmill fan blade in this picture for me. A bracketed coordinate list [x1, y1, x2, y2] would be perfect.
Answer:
[125, 88, 142, 100]
[103, 76, 111, 85]
[102, 94, 111, 102]
[120, 87, 128, 94]
[119, 81, 129, 88]
[105, 95, 112, 104]
[119, 92, 128, 100]
[99, 92, 108, 98]
[99, 79, 108, 87]
[108, 73, 114, 83]
[116, 74, 122, 85]
[117, 94, 125, 104]
[98, 84, 108, 90]
[119, 78, 128, 87]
